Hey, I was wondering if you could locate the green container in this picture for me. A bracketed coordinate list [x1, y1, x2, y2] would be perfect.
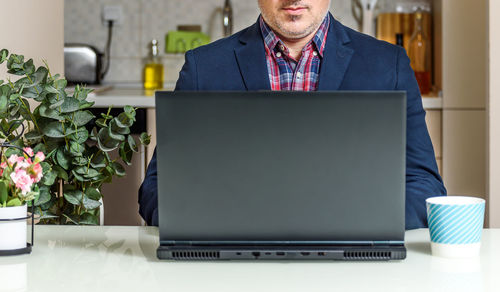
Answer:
[165, 31, 211, 54]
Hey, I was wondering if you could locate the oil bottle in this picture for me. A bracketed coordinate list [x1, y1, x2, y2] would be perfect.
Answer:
[408, 10, 431, 95]
[142, 40, 164, 94]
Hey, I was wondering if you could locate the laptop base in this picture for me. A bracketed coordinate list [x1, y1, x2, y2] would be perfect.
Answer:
[157, 245, 407, 261]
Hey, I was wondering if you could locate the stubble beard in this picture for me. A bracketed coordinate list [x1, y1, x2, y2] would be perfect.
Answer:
[259, 1, 328, 40]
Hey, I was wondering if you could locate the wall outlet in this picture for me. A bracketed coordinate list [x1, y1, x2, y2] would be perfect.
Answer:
[102, 5, 123, 26]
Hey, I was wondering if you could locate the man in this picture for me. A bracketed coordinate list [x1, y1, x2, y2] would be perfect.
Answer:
[139, 0, 446, 229]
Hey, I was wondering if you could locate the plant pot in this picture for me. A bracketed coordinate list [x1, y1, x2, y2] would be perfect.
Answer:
[0, 204, 27, 250]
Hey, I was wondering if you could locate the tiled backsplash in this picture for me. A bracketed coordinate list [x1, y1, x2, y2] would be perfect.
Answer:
[64, 0, 414, 84]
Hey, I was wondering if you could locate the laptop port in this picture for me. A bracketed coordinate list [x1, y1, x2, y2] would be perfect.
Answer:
[252, 252, 261, 257]
[301, 252, 310, 256]
[276, 252, 285, 256]
[318, 252, 326, 256]
[236, 252, 242, 256]
[265, 252, 272, 255]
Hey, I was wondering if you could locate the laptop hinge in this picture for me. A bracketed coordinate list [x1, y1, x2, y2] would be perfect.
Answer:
[162, 241, 192, 246]
[160, 240, 405, 247]
[375, 241, 405, 246]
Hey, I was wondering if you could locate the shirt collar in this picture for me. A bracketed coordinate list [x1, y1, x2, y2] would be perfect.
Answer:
[259, 14, 330, 58]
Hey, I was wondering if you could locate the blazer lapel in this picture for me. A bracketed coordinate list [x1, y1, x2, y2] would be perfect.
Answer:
[318, 15, 355, 90]
[234, 21, 271, 91]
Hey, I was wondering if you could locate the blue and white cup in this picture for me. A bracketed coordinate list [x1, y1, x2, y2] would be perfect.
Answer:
[426, 196, 485, 258]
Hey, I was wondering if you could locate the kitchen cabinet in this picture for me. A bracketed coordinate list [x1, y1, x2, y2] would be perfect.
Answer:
[489, 0, 500, 228]
[425, 109, 442, 173]
[438, 0, 488, 222]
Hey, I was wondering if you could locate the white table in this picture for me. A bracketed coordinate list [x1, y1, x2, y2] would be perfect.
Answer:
[1, 226, 499, 292]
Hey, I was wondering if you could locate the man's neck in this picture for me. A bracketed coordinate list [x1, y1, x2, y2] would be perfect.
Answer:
[279, 32, 316, 60]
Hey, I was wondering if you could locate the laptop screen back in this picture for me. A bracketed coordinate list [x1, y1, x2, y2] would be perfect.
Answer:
[155, 91, 406, 243]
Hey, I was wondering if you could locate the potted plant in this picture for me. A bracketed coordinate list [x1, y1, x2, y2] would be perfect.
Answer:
[0, 48, 150, 225]
[0, 146, 44, 251]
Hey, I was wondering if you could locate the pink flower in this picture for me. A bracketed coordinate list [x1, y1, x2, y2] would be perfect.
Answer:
[34, 152, 45, 163]
[30, 163, 43, 183]
[23, 147, 34, 157]
[7, 154, 19, 167]
[10, 169, 34, 195]
[14, 156, 30, 171]
[0, 162, 6, 169]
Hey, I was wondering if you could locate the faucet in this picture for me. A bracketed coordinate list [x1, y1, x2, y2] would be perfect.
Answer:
[222, 0, 233, 37]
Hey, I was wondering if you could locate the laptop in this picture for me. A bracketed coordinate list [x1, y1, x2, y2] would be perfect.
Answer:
[155, 91, 407, 261]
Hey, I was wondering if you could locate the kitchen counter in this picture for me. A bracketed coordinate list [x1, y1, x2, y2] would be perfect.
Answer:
[1, 226, 499, 292]
[87, 86, 444, 109]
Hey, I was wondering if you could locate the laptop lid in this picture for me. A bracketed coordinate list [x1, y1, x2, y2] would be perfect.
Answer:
[155, 91, 406, 245]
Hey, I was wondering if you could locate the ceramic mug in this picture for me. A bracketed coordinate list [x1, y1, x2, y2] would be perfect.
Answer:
[426, 196, 485, 258]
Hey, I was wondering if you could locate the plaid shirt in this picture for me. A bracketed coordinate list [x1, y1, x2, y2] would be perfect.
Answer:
[259, 15, 330, 91]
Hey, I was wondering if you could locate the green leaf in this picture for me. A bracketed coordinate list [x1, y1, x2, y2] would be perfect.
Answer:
[40, 161, 51, 173]
[55, 78, 67, 89]
[23, 58, 35, 75]
[97, 128, 120, 152]
[72, 110, 94, 126]
[124, 105, 135, 115]
[22, 86, 43, 99]
[0, 181, 8, 204]
[69, 141, 83, 157]
[73, 86, 93, 101]
[34, 186, 51, 206]
[85, 187, 101, 201]
[69, 128, 89, 144]
[95, 118, 107, 128]
[64, 190, 82, 205]
[33, 144, 47, 155]
[139, 132, 151, 145]
[89, 127, 98, 141]
[52, 165, 69, 181]
[7, 198, 22, 207]
[25, 130, 43, 141]
[101, 112, 113, 120]
[39, 103, 62, 120]
[108, 125, 125, 141]
[35, 211, 59, 220]
[56, 148, 70, 170]
[120, 142, 133, 166]
[72, 156, 87, 166]
[0, 48, 8, 63]
[45, 85, 59, 94]
[18, 98, 33, 121]
[83, 196, 101, 210]
[110, 119, 130, 134]
[71, 170, 90, 182]
[79, 213, 99, 225]
[74, 166, 100, 178]
[112, 161, 126, 177]
[42, 170, 57, 186]
[33, 66, 48, 85]
[60, 97, 80, 113]
[62, 214, 79, 225]
[90, 151, 106, 168]
[128, 135, 139, 152]
[116, 112, 134, 127]
[79, 101, 95, 109]
[0, 95, 7, 113]
[42, 121, 76, 138]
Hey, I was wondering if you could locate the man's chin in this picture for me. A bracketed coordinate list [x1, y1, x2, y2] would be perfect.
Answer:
[277, 25, 315, 39]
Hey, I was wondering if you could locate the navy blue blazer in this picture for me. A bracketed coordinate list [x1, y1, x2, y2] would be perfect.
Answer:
[139, 14, 447, 229]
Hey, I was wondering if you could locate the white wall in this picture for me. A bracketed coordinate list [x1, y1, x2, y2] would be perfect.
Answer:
[488, 0, 500, 227]
[0, 0, 64, 79]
